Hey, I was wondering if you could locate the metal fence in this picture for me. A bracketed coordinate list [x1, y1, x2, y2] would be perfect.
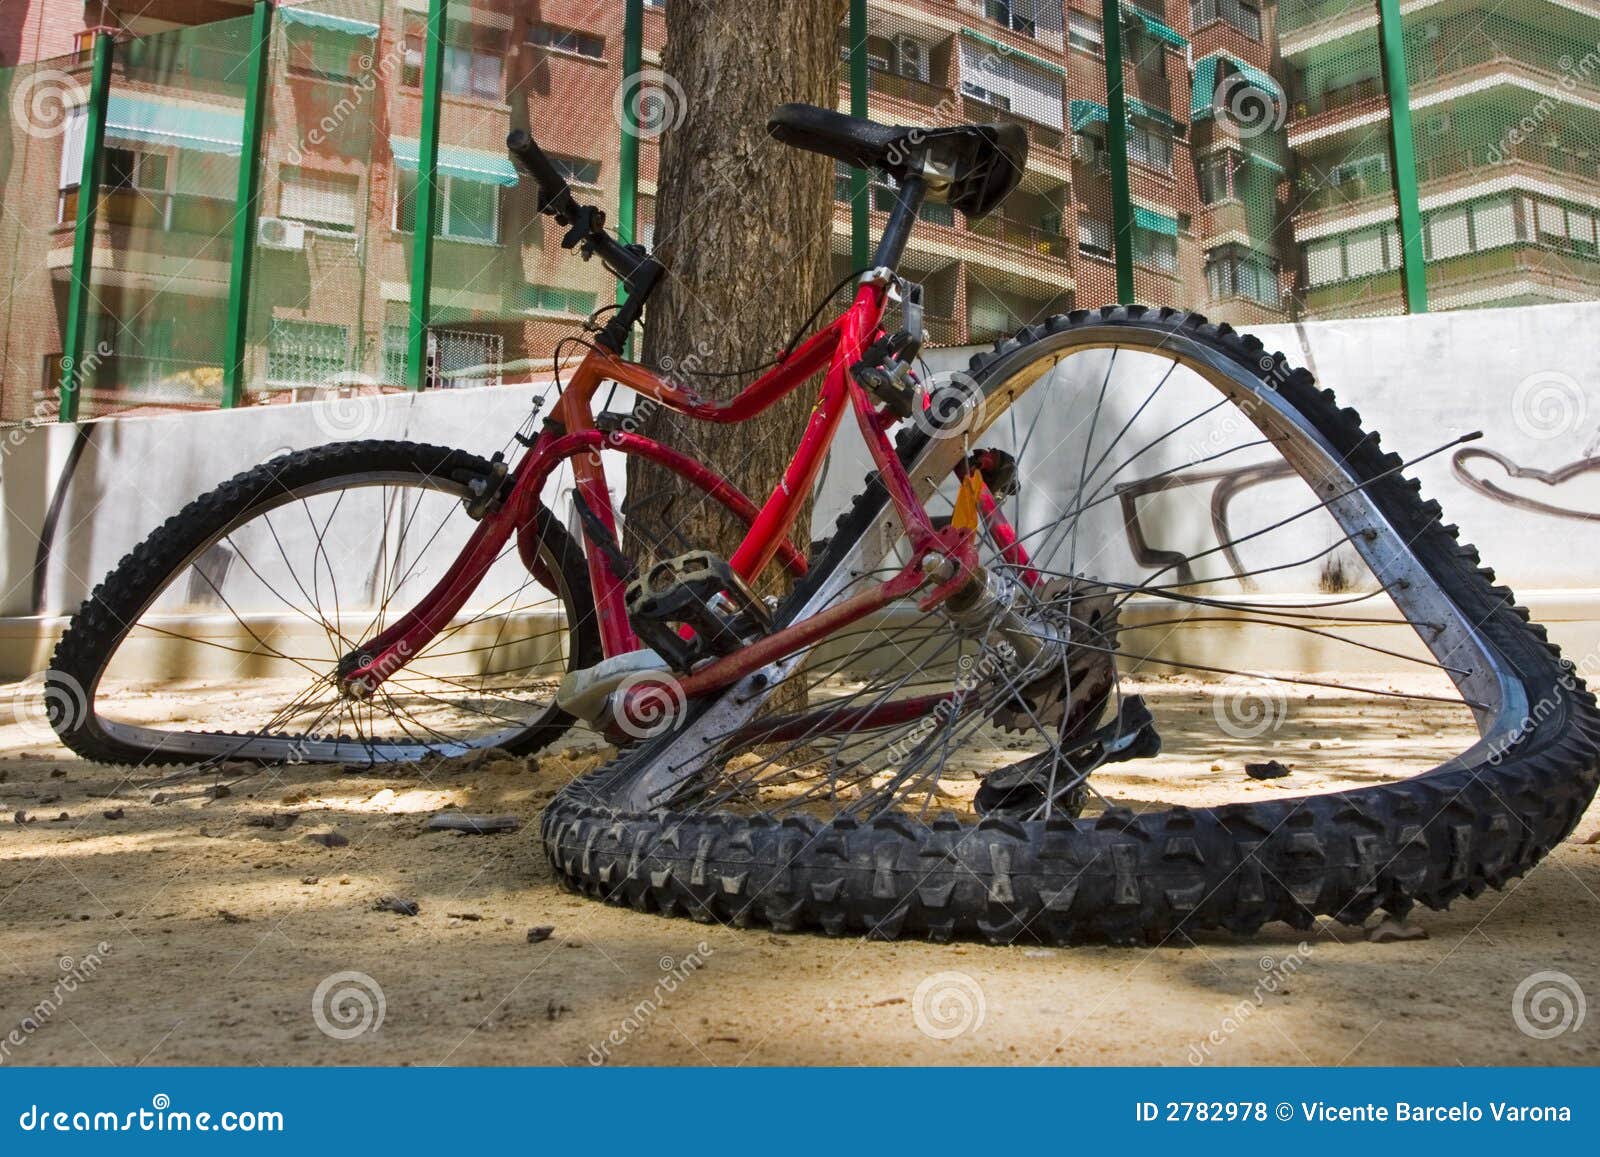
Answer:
[2, 0, 1596, 424]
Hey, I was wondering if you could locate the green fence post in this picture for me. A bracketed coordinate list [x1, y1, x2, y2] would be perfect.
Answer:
[222, 0, 274, 409]
[59, 31, 114, 423]
[617, 0, 643, 356]
[1376, 0, 1427, 313]
[405, 0, 450, 390]
[1101, 0, 1135, 305]
[848, 0, 870, 270]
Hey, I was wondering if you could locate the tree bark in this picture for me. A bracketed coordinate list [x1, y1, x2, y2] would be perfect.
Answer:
[625, 0, 846, 597]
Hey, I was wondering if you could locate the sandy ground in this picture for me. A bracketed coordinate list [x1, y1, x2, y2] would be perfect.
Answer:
[0, 674, 1596, 1067]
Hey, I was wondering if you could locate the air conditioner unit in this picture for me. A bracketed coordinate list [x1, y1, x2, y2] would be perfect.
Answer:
[258, 217, 306, 251]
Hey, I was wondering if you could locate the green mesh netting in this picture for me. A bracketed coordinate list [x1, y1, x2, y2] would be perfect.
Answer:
[1402, 5, 1600, 309]
[1279, 0, 1405, 318]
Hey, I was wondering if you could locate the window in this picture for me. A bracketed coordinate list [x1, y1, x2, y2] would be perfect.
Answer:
[279, 167, 360, 232]
[267, 320, 348, 387]
[1303, 223, 1401, 286]
[432, 329, 504, 389]
[960, 79, 1010, 111]
[1127, 121, 1172, 172]
[404, 19, 503, 101]
[529, 24, 605, 59]
[1206, 245, 1279, 305]
[1129, 30, 1166, 77]
[525, 285, 600, 316]
[549, 155, 601, 187]
[1133, 226, 1177, 272]
[1077, 216, 1112, 258]
[104, 148, 168, 195]
[395, 171, 501, 243]
[1328, 152, 1387, 189]
[1424, 205, 1471, 261]
[1068, 11, 1103, 55]
[985, 0, 1037, 37]
[1198, 153, 1234, 203]
[1190, 0, 1261, 40]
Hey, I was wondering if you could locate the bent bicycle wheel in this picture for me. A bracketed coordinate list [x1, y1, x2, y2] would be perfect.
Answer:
[49, 440, 599, 767]
[544, 307, 1600, 944]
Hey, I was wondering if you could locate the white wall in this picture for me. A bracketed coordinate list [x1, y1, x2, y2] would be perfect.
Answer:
[3, 302, 1598, 676]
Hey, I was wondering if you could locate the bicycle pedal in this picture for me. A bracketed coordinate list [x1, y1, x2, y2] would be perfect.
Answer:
[625, 550, 772, 674]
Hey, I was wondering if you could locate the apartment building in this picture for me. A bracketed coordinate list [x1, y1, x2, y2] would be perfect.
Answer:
[1281, 0, 1600, 313]
[5, 0, 1596, 422]
[1, 0, 657, 420]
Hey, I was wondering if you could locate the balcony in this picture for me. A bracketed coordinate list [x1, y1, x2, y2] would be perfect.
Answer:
[967, 214, 1072, 259]
[1301, 242, 1600, 315]
[1294, 140, 1600, 228]
[868, 69, 953, 113]
[961, 97, 1066, 154]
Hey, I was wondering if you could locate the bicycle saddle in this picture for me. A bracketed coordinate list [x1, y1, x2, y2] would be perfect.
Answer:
[766, 102, 1027, 220]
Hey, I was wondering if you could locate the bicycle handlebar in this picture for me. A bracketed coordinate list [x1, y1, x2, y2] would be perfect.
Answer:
[507, 129, 580, 222]
[506, 128, 664, 355]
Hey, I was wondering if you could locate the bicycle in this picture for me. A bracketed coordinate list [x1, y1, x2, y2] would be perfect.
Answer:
[48, 104, 1600, 943]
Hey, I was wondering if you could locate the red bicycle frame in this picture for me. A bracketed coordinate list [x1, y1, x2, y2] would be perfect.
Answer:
[340, 278, 1036, 705]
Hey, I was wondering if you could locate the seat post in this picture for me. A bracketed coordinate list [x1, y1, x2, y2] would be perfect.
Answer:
[870, 174, 926, 271]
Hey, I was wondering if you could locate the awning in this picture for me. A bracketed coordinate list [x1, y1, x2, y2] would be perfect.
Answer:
[1126, 97, 1178, 130]
[392, 137, 520, 187]
[957, 28, 1065, 79]
[1122, 2, 1188, 49]
[1070, 99, 1110, 132]
[277, 6, 380, 37]
[1133, 205, 1178, 235]
[105, 94, 243, 155]
[1242, 149, 1287, 175]
[1192, 51, 1286, 118]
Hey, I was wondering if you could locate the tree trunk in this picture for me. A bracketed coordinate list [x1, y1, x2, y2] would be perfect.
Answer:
[625, 0, 846, 597]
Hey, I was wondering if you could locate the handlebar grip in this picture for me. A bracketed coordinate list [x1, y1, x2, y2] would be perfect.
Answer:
[506, 129, 576, 219]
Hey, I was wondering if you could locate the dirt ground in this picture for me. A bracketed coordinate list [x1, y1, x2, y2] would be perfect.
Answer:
[1, 674, 1596, 1067]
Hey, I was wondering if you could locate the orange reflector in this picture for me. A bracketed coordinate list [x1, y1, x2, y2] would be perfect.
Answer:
[951, 470, 984, 532]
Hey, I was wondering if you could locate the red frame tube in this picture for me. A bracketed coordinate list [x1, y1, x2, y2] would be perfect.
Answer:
[341, 279, 1010, 704]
